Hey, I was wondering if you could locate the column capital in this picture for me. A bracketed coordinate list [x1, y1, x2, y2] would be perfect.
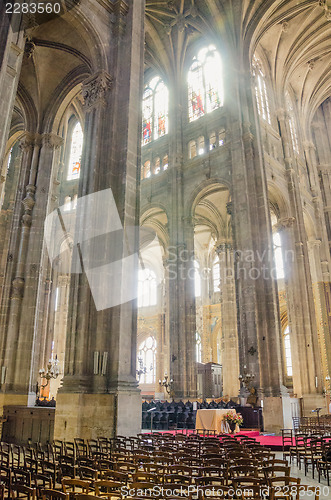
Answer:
[19, 132, 41, 152]
[42, 133, 64, 150]
[82, 71, 112, 111]
[274, 217, 296, 231]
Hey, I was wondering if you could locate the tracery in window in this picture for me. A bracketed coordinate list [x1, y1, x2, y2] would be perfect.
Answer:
[252, 56, 271, 124]
[142, 160, 151, 179]
[138, 268, 157, 307]
[142, 77, 168, 145]
[138, 336, 157, 384]
[154, 157, 160, 175]
[209, 132, 217, 150]
[196, 332, 202, 363]
[219, 129, 225, 146]
[286, 93, 299, 154]
[188, 45, 223, 122]
[194, 260, 201, 297]
[283, 326, 293, 376]
[213, 256, 220, 292]
[273, 231, 284, 279]
[189, 140, 197, 159]
[67, 122, 83, 181]
[162, 155, 168, 170]
[198, 136, 205, 155]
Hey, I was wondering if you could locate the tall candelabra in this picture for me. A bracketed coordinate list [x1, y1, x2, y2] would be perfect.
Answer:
[238, 365, 255, 390]
[159, 373, 173, 394]
[39, 356, 60, 390]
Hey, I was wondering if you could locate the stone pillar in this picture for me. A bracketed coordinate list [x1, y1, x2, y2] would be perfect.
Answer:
[166, 229, 197, 399]
[277, 108, 325, 413]
[0, 132, 63, 409]
[54, 0, 145, 439]
[0, 10, 24, 168]
[164, 69, 197, 399]
[226, 61, 286, 432]
[217, 243, 239, 399]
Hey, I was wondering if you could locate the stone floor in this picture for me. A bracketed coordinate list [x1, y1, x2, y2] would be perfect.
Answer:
[276, 452, 331, 500]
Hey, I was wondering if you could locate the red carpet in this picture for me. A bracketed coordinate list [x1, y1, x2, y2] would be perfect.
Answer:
[145, 430, 289, 451]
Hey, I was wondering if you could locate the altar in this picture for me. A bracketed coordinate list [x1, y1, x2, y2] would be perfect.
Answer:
[195, 408, 239, 433]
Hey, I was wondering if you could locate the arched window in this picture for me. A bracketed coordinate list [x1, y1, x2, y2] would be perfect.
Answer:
[142, 160, 151, 179]
[198, 136, 205, 155]
[138, 268, 157, 307]
[209, 132, 217, 150]
[283, 326, 293, 376]
[219, 129, 225, 146]
[138, 336, 157, 384]
[189, 140, 197, 159]
[188, 45, 223, 122]
[252, 56, 271, 124]
[196, 332, 202, 363]
[67, 122, 83, 181]
[273, 232, 284, 279]
[154, 157, 160, 175]
[162, 155, 168, 170]
[286, 93, 299, 154]
[213, 256, 220, 292]
[194, 260, 201, 297]
[142, 76, 168, 145]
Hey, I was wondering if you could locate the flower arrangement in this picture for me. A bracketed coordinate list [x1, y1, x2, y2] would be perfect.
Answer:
[224, 412, 243, 426]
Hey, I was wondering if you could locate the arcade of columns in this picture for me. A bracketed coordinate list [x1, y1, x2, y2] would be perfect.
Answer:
[0, 0, 330, 438]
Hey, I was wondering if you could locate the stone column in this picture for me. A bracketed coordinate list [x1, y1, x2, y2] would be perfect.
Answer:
[277, 110, 324, 413]
[0, 10, 24, 168]
[1, 132, 63, 407]
[164, 70, 197, 399]
[226, 61, 285, 431]
[54, 0, 145, 439]
[217, 242, 239, 399]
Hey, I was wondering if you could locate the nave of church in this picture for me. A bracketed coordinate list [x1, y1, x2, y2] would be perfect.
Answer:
[0, 0, 331, 442]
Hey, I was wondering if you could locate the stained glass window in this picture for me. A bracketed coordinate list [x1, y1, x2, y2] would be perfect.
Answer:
[138, 336, 157, 384]
[188, 45, 223, 122]
[67, 122, 83, 180]
[252, 56, 271, 124]
[142, 77, 168, 145]
[138, 268, 157, 307]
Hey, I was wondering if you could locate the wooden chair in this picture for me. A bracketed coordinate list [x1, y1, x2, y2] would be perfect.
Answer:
[10, 485, 36, 500]
[12, 469, 31, 487]
[62, 479, 91, 498]
[163, 474, 191, 485]
[229, 465, 258, 478]
[94, 480, 123, 499]
[31, 473, 53, 498]
[268, 477, 301, 500]
[295, 484, 319, 500]
[41, 490, 68, 500]
[75, 496, 104, 500]
[196, 484, 232, 500]
[77, 468, 97, 482]
[132, 473, 160, 484]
